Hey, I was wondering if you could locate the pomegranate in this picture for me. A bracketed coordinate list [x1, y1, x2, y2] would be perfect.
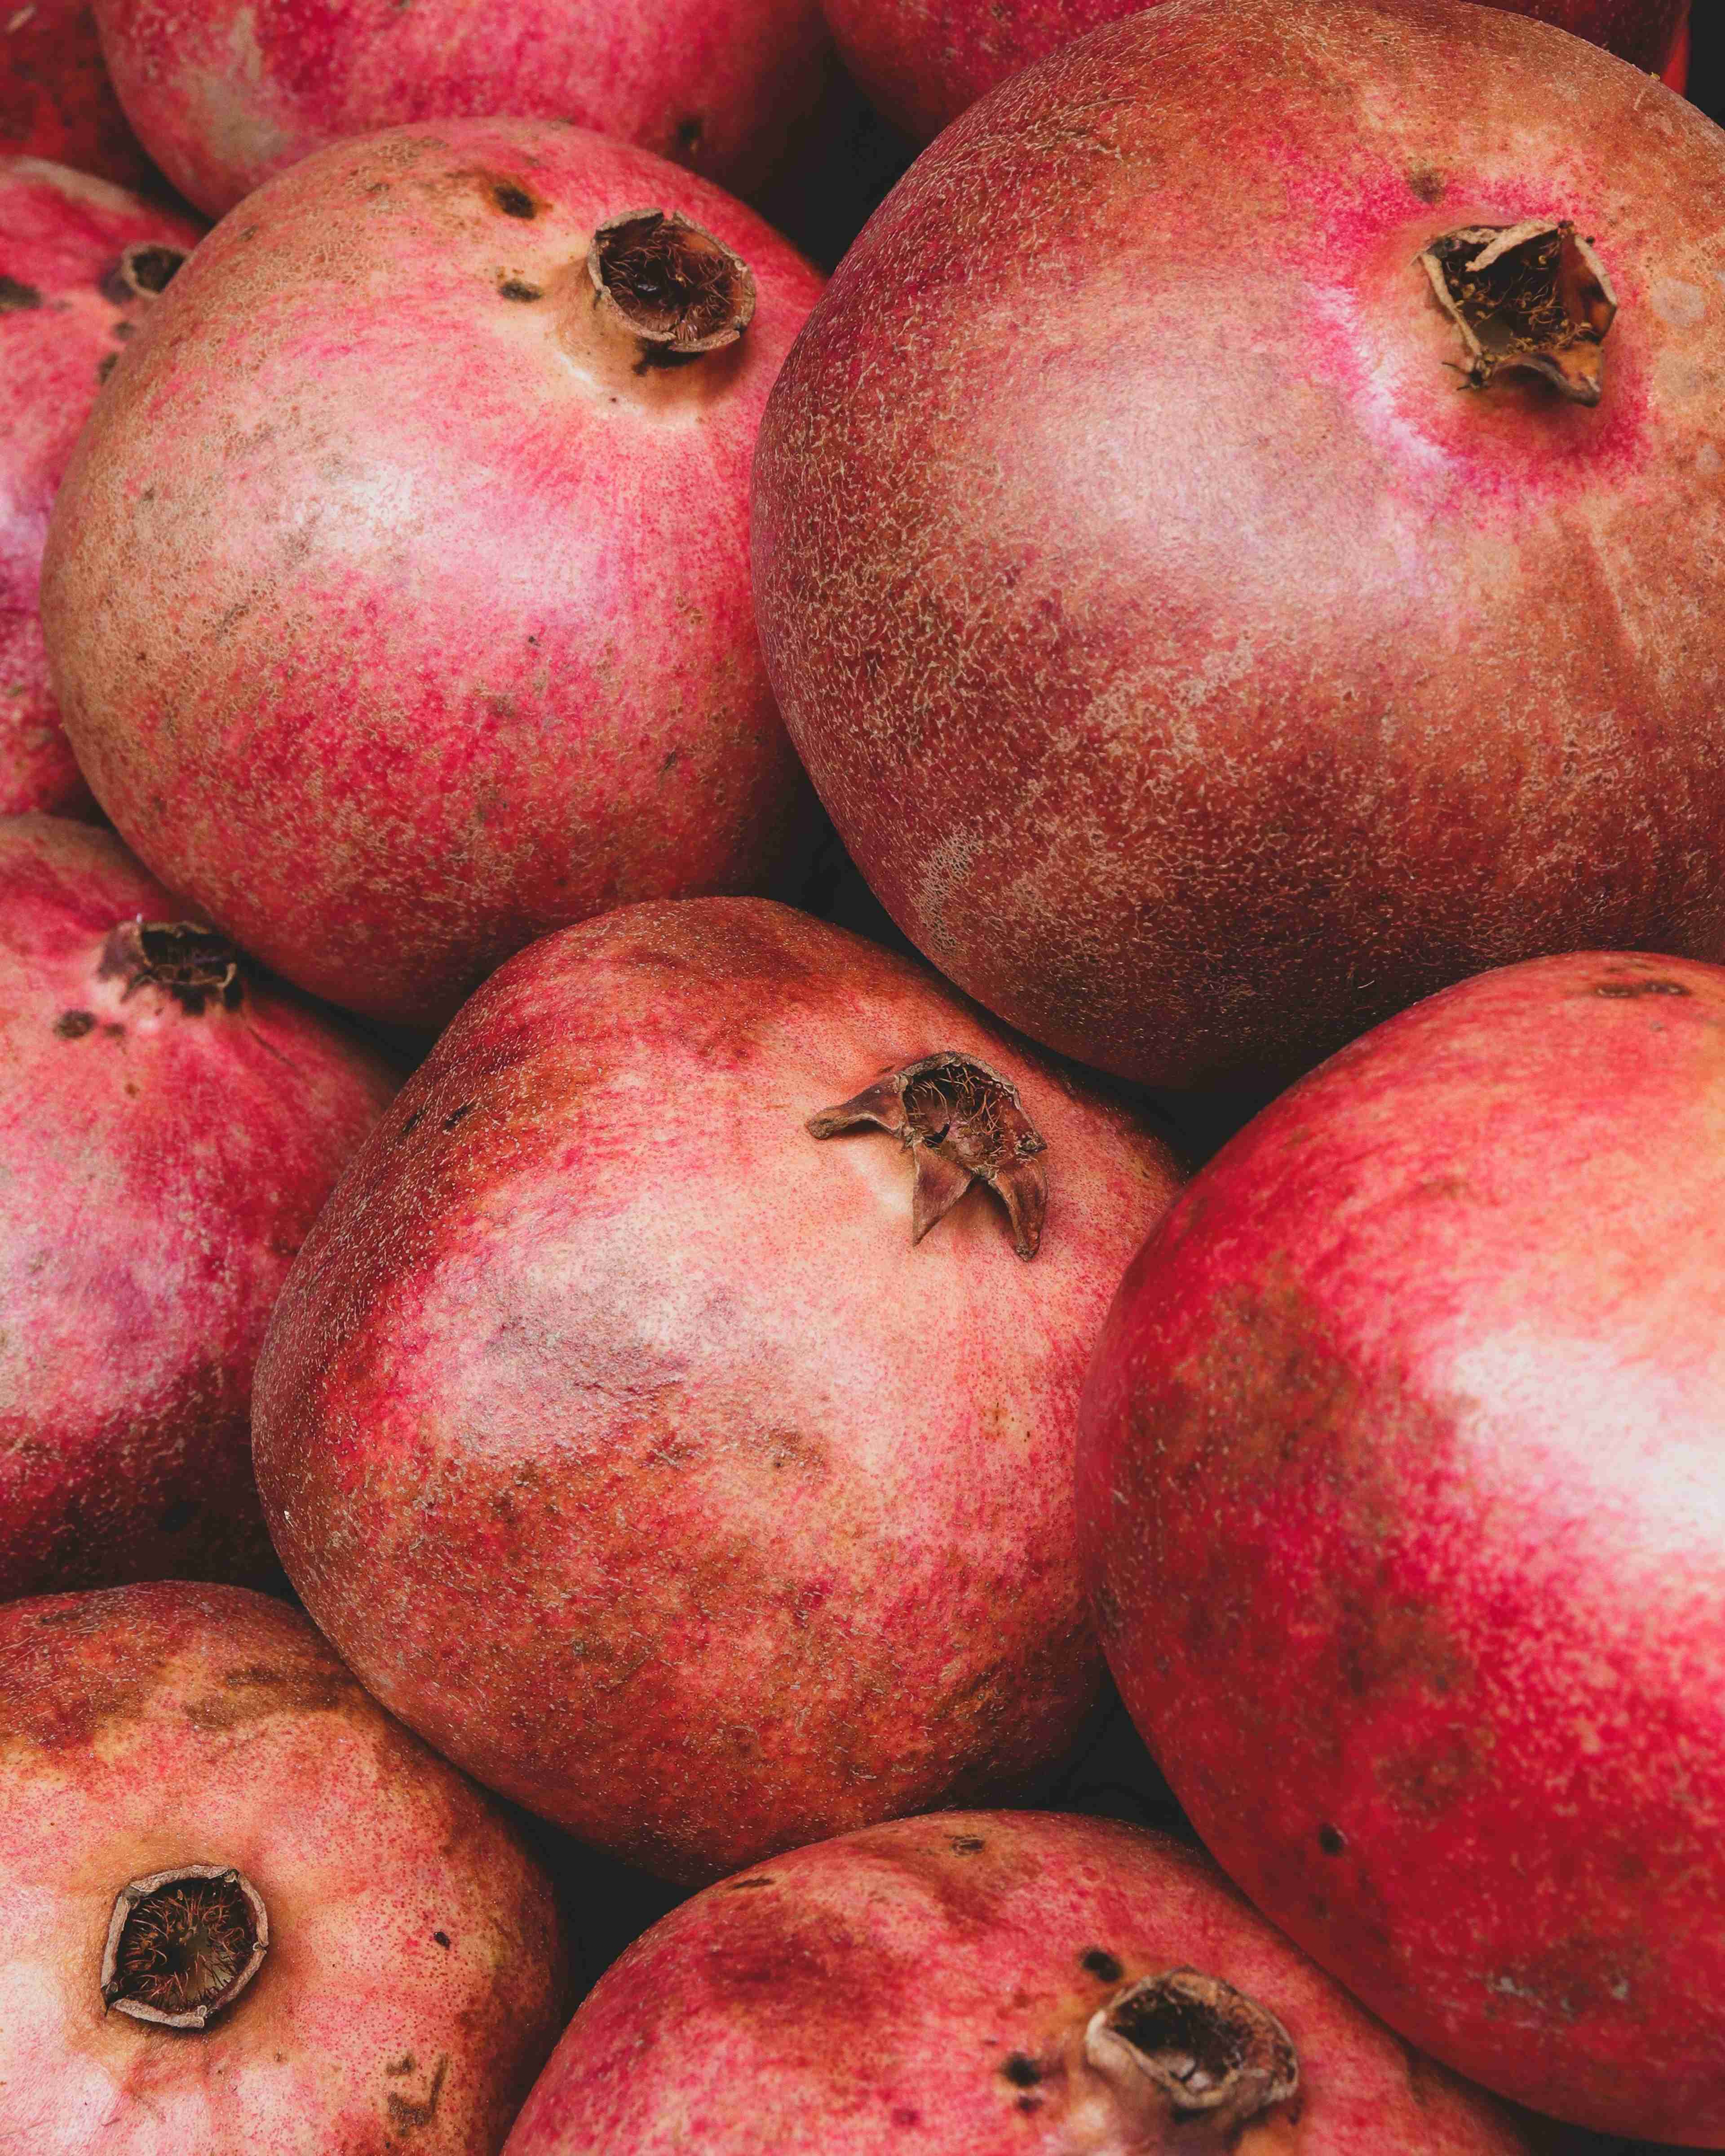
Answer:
[89, 0, 828, 218]
[502, 1810, 1534, 2155]
[1, 0, 156, 193]
[252, 898, 1181, 1882]
[0, 814, 394, 1600]
[42, 121, 822, 1028]
[822, 0, 1692, 142]
[752, 0, 1725, 1092]
[1077, 950, 1725, 2142]
[0, 157, 197, 817]
[0, 1579, 567, 2153]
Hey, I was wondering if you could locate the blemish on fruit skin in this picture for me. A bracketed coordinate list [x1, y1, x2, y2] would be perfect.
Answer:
[492, 182, 537, 219]
[53, 1010, 95, 1038]
[1002, 2052, 1042, 2086]
[1081, 1947, 1123, 1980]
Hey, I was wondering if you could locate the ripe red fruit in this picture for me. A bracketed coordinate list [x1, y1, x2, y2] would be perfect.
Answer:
[0, 1580, 567, 2152]
[89, 0, 829, 218]
[822, 0, 1692, 142]
[0, 0, 156, 192]
[503, 1810, 1534, 2155]
[1078, 950, 1725, 2142]
[752, 0, 1725, 1091]
[253, 899, 1181, 1882]
[0, 157, 198, 817]
[0, 815, 394, 1600]
[42, 120, 822, 1028]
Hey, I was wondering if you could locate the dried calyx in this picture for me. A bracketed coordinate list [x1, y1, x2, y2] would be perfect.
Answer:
[586, 209, 756, 365]
[101, 1864, 270, 2029]
[100, 920, 244, 1013]
[809, 1051, 1048, 1258]
[1420, 220, 1617, 406]
[102, 243, 189, 306]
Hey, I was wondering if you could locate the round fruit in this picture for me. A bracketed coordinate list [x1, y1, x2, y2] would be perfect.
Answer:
[0, 814, 394, 1599]
[822, 0, 1692, 142]
[42, 119, 822, 1028]
[1078, 950, 1725, 2142]
[752, 0, 1725, 1090]
[1, 0, 156, 192]
[0, 156, 197, 817]
[91, 0, 830, 217]
[253, 899, 1181, 1882]
[503, 1809, 1534, 2154]
[0, 1580, 566, 2154]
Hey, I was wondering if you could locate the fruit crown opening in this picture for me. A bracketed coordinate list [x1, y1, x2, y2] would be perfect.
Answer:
[808, 1051, 1048, 1258]
[1419, 220, 1617, 406]
[99, 920, 244, 1013]
[1084, 1968, 1300, 2139]
[586, 209, 756, 362]
[101, 1865, 270, 2030]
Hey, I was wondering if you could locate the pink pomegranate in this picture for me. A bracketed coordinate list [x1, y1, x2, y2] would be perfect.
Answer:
[253, 899, 1181, 1882]
[752, 0, 1725, 1092]
[1077, 950, 1725, 2143]
[0, 814, 394, 1599]
[0, 1580, 567, 2153]
[0, 157, 198, 817]
[1, 0, 157, 192]
[90, 0, 828, 218]
[42, 121, 822, 1028]
[822, 0, 1692, 141]
[504, 1810, 1534, 2154]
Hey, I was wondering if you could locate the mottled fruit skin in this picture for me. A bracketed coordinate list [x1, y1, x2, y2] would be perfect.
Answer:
[92, 0, 830, 217]
[254, 900, 1181, 1882]
[0, 816, 394, 1599]
[753, 0, 1725, 1090]
[0, 0, 156, 192]
[42, 120, 823, 1027]
[0, 1581, 566, 2155]
[504, 1810, 1531, 2155]
[1078, 950, 1725, 2141]
[823, 0, 1690, 140]
[0, 158, 198, 817]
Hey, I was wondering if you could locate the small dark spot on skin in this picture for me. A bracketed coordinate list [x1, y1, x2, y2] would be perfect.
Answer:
[499, 278, 542, 302]
[1594, 979, 1691, 999]
[240, 225, 260, 241]
[1407, 165, 1447, 203]
[97, 353, 119, 384]
[433, 1931, 450, 1948]
[1017, 2096, 1042, 2115]
[54, 1010, 96, 1039]
[675, 115, 704, 157]
[0, 275, 42, 310]
[660, 747, 681, 775]
[726, 1876, 775, 1891]
[387, 2054, 416, 2076]
[386, 2054, 447, 2129]
[1002, 2054, 1042, 2088]
[442, 1102, 476, 1130]
[949, 1835, 986, 1855]
[1082, 1948, 1124, 1982]
[400, 1108, 423, 1136]
[891, 2108, 920, 2129]
[493, 182, 536, 218]
[159, 1498, 198, 1533]
[112, 319, 135, 341]
[1319, 1822, 1348, 1856]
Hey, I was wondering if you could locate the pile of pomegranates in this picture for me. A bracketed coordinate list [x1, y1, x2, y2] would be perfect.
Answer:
[4, 0, 1725, 2149]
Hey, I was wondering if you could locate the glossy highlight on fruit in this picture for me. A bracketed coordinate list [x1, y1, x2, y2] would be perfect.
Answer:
[254, 899, 1181, 1881]
[1079, 950, 1725, 2142]
[753, 0, 1725, 1090]
[43, 119, 823, 1027]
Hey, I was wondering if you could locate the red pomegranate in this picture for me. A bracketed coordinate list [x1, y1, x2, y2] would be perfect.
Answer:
[0, 0, 157, 192]
[752, 0, 1725, 1092]
[0, 157, 198, 818]
[41, 121, 822, 1028]
[90, 0, 828, 217]
[253, 899, 1181, 1882]
[1077, 950, 1725, 2143]
[0, 1580, 567, 2153]
[0, 814, 394, 1600]
[822, 0, 1691, 141]
[503, 1810, 1534, 2155]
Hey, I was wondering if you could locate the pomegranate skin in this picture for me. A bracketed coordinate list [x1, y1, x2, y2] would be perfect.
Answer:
[0, 815, 394, 1599]
[0, 1581, 567, 2156]
[752, 0, 1725, 1091]
[0, 159, 198, 818]
[0, 0, 156, 192]
[1077, 950, 1725, 2141]
[253, 899, 1181, 1882]
[91, 0, 830, 218]
[41, 121, 823, 1028]
[503, 1810, 1531, 2156]
[823, 0, 1690, 141]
